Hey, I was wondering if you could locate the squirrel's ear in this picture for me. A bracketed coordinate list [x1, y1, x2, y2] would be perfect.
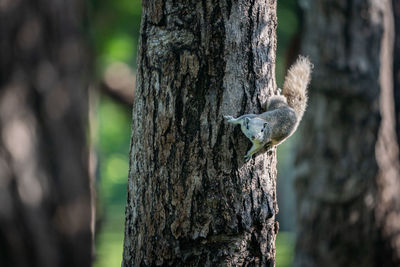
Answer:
[263, 123, 268, 128]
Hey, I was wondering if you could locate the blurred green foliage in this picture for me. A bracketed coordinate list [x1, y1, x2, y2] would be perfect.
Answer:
[95, 204, 125, 267]
[90, 0, 141, 264]
[89, 0, 141, 74]
[276, 232, 296, 267]
[97, 96, 131, 205]
[92, 0, 299, 266]
[94, 96, 130, 267]
[276, 0, 299, 85]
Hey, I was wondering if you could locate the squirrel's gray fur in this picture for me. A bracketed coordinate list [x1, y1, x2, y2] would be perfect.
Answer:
[224, 55, 312, 161]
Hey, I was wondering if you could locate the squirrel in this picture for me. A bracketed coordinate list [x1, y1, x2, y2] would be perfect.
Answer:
[224, 55, 312, 162]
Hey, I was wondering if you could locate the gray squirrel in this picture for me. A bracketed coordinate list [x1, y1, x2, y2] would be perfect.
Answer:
[224, 56, 312, 161]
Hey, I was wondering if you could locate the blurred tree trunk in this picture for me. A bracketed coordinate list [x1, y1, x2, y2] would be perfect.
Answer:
[0, 1, 92, 267]
[294, 0, 400, 266]
[122, 0, 279, 266]
[394, 0, 400, 144]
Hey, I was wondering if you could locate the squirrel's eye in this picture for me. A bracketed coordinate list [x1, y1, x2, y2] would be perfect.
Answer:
[261, 128, 264, 132]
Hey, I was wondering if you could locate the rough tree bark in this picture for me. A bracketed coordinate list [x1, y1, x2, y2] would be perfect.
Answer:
[294, 0, 400, 266]
[0, 1, 92, 267]
[123, 0, 279, 266]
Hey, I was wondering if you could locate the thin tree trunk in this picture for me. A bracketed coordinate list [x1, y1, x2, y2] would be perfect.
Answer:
[294, 0, 400, 266]
[0, 1, 92, 267]
[123, 0, 279, 266]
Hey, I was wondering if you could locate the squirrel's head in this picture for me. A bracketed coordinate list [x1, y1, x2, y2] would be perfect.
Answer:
[242, 117, 270, 144]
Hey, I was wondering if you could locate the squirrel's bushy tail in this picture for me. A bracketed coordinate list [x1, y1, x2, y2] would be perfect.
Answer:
[282, 55, 312, 122]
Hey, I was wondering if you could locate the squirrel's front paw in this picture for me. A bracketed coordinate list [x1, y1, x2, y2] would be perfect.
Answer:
[224, 115, 235, 122]
[244, 154, 252, 162]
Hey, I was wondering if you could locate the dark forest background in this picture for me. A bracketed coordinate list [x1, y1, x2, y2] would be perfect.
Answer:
[2, 0, 398, 266]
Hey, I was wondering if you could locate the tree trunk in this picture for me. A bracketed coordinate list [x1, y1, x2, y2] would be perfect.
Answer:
[394, 0, 400, 145]
[123, 0, 279, 266]
[294, 0, 400, 266]
[0, 1, 92, 267]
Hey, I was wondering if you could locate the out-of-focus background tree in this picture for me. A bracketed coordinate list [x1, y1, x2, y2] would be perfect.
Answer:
[89, 0, 300, 266]
[0, 1, 92, 267]
[295, 0, 400, 266]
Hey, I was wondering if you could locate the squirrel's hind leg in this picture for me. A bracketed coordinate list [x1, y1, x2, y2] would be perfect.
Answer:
[244, 141, 273, 162]
[244, 143, 263, 162]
